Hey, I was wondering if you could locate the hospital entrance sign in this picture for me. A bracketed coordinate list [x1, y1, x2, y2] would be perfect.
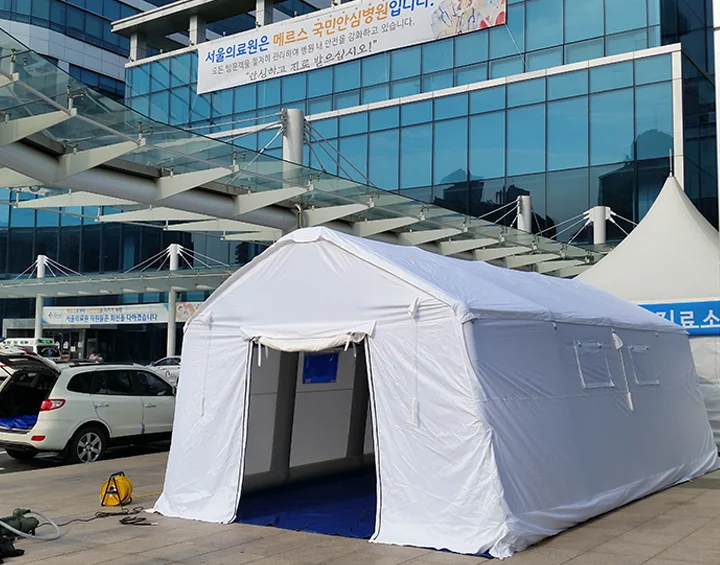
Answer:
[197, 0, 507, 93]
[640, 300, 720, 336]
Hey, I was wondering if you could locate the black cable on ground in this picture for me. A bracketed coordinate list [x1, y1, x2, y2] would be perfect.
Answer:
[38, 506, 146, 529]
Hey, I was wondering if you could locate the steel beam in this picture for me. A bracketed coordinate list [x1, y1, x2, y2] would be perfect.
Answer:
[164, 218, 270, 232]
[234, 186, 308, 217]
[0, 73, 18, 89]
[303, 203, 368, 227]
[504, 253, 560, 269]
[398, 228, 460, 246]
[17, 191, 135, 209]
[556, 264, 592, 278]
[0, 168, 40, 187]
[474, 246, 530, 262]
[438, 238, 498, 256]
[536, 259, 585, 275]
[97, 207, 212, 222]
[353, 217, 419, 238]
[223, 230, 283, 242]
[0, 109, 76, 147]
[56, 139, 145, 181]
[155, 166, 237, 200]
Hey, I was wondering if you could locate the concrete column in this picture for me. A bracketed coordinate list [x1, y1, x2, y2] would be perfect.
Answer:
[189, 14, 207, 46]
[591, 206, 608, 246]
[282, 108, 304, 173]
[129, 32, 147, 62]
[166, 244, 180, 358]
[256, 0, 274, 27]
[34, 255, 46, 340]
[517, 195, 532, 233]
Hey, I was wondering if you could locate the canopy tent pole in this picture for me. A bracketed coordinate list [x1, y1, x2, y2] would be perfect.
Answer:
[166, 244, 180, 357]
[33, 255, 46, 340]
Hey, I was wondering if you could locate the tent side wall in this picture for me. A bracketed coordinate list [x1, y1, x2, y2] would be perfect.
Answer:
[465, 318, 717, 553]
[692, 336, 720, 444]
[153, 322, 253, 522]
[368, 314, 510, 555]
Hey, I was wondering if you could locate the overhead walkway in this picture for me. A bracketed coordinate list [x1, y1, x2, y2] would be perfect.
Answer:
[0, 28, 600, 279]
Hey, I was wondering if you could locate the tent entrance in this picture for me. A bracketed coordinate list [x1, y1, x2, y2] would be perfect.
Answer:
[236, 340, 378, 539]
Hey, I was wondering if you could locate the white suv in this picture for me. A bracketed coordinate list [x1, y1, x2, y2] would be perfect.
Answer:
[0, 350, 175, 464]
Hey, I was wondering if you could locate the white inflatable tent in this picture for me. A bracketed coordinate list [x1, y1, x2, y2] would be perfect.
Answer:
[578, 175, 720, 443]
[154, 227, 717, 558]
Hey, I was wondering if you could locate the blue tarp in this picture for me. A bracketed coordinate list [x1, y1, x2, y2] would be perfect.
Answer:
[0, 415, 37, 430]
[236, 469, 376, 538]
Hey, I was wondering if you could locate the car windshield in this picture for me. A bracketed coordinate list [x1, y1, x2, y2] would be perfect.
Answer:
[154, 357, 180, 366]
[38, 345, 60, 358]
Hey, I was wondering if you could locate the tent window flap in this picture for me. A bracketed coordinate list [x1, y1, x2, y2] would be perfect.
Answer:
[574, 341, 616, 389]
[628, 345, 660, 386]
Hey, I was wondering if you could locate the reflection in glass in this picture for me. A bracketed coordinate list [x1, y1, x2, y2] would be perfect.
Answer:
[565, 38, 604, 63]
[507, 104, 546, 175]
[546, 168, 590, 242]
[434, 118, 468, 185]
[605, 0, 647, 34]
[400, 124, 432, 189]
[548, 97, 589, 171]
[525, 0, 563, 51]
[590, 162, 634, 241]
[634, 83, 673, 160]
[564, 0, 603, 42]
[454, 31, 489, 67]
[637, 158, 669, 219]
[548, 70, 588, 100]
[469, 112, 506, 180]
[369, 130, 399, 189]
[590, 89, 634, 166]
[338, 134, 368, 182]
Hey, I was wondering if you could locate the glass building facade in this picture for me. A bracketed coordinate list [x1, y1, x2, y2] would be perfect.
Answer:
[125, 0, 717, 236]
[0, 0, 715, 361]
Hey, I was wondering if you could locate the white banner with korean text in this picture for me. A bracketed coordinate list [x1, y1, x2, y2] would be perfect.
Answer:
[42, 302, 204, 326]
[197, 0, 507, 94]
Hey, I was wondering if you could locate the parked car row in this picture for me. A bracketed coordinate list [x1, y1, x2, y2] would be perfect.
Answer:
[0, 347, 176, 464]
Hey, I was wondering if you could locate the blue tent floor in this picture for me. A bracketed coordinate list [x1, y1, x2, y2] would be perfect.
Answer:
[236, 468, 377, 539]
[235, 468, 492, 559]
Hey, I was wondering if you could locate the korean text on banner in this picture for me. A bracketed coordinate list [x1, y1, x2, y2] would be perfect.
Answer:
[640, 300, 720, 337]
[197, 0, 507, 94]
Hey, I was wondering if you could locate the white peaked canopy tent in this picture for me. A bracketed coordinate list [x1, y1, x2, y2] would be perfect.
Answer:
[153, 227, 717, 558]
[578, 175, 720, 442]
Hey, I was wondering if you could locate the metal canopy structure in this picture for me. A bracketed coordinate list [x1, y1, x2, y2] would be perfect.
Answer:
[0, 269, 232, 299]
[0, 28, 601, 280]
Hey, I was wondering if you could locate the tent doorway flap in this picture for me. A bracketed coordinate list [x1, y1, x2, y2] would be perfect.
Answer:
[241, 321, 376, 352]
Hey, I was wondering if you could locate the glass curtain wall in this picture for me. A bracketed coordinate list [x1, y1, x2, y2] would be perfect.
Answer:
[126, 0, 665, 127]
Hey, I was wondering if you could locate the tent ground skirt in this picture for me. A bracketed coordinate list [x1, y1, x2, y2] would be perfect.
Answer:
[235, 468, 377, 538]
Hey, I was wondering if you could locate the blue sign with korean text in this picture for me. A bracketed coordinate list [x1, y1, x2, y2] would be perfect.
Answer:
[640, 300, 720, 336]
[302, 353, 339, 384]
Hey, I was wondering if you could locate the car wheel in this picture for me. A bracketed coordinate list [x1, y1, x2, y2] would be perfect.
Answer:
[4, 448, 36, 461]
[67, 426, 107, 464]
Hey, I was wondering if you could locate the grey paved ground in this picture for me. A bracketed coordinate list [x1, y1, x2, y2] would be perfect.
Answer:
[3, 453, 720, 564]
